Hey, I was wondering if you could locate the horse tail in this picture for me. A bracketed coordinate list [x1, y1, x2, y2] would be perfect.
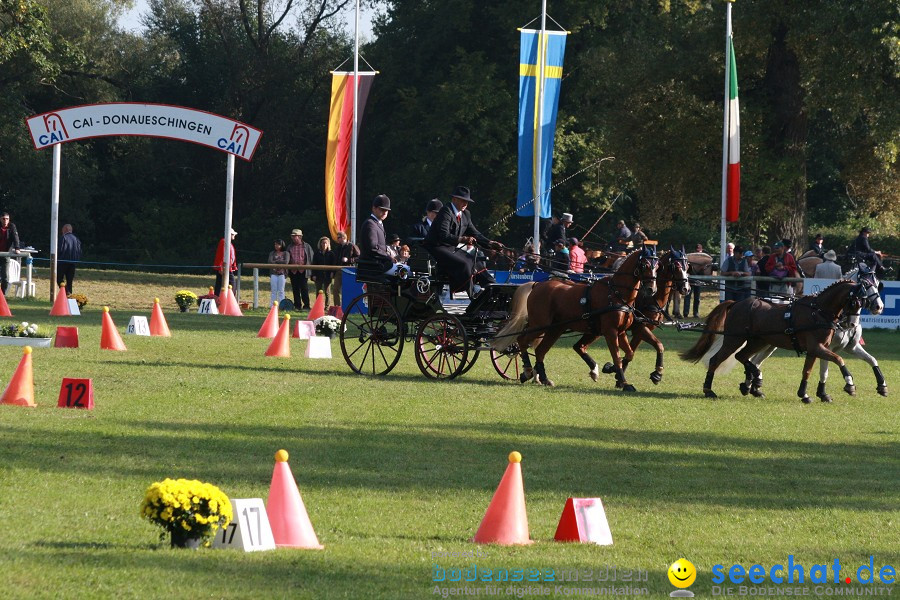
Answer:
[702, 337, 746, 374]
[680, 300, 736, 362]
[490, 282, 535, 351]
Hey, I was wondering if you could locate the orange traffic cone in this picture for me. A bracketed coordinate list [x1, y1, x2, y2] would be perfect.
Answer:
[472, 451, 532, 545]
[100, 307, 127, 351]
[0, 286, 11, 317]
[265, 315, 291, 357]
[50, 285, 71, 316]
[220, 285, 244, 316]
[266, 449, 324, 549]
[149, 298, 171, 337]
[258, 302, 279, 338]
[0, 346, 35, 407]
[308, 291, 325, 321]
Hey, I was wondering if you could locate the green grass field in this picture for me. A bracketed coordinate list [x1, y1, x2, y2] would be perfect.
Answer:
[0, 271, 898, 599]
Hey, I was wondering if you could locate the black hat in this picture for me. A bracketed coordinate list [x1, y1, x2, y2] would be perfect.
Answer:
[388, 233, 400, 243]
[450, 186, 474, 203]
[814, 233, 823, 240]
[426, 199, 443, 213]
[860, 226, 871, 234]
[372, 194, 391, 211]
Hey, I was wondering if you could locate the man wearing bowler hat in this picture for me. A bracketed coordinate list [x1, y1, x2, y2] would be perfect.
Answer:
[425, 186, 501, 296]
[361, 194, 408, 276]
[409, 199, 443, 240]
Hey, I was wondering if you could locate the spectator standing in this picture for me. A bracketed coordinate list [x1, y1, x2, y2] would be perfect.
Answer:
[0, 212, 21, 295]
[288, 229, 314, 310]
[814, 250, 842, 280]
[312, 236, 336, 306]
[332, 231, 359, 308]
[569, 238, 586, 273]
[680, 242, 706, 318]
[213, 228, 237, 297]
[765, 241, 798, 296]
[58, 223, 82, 294]
[267, 239, 290, 304]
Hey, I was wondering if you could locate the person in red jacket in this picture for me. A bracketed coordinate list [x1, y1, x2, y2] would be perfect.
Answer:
[213, 228, 237, 296]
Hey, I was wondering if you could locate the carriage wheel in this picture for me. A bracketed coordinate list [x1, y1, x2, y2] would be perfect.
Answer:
[340, 293, 404, 376]
[490, 344, 534, 381]
[458, 350, 480, 377]
[414, 314, 468, 380]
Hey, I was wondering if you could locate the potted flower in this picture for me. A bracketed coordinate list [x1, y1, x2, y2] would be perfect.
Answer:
[0, 322, 52, 348]
[67, 293, 88, 309]
[174, 290, 198, 312]
[314, 315, 342, 338]
[140, 478, 233, 548]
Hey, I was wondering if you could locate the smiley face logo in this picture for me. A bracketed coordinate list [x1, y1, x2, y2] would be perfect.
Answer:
[668, 558, 697, 588]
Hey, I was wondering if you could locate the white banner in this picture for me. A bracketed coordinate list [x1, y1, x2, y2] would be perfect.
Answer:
[803, 278, 900, 330]
[26, 103, 263, 161]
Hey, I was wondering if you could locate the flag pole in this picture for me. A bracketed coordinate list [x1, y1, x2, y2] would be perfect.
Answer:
[719, 0, 734, 301]
[534, 0, 548, 256]
[350, 0, 360, 245]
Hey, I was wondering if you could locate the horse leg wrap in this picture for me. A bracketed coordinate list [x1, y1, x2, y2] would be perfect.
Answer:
[873, 366, 888, 396]
[816, 382, 832, 403]
[521, 352, 533, 369]
[535, 362, 554, 387]
[798, 381, 811, 404]
[840, 365, 856, 395]
[703, 371, 716, 398]
[574, 346, 599, 381]
[650, 355, 663, 384]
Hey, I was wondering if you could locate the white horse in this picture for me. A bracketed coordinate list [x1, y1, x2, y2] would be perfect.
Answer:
[700, 267, 886, 402]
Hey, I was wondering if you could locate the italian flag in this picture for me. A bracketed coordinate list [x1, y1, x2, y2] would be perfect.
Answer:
[725, 35, 740, 223]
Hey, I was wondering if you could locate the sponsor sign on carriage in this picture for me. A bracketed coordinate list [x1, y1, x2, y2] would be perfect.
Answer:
[803, 278, 899, 329]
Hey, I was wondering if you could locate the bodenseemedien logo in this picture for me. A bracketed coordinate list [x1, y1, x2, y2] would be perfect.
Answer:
[669, 558, 697, 597]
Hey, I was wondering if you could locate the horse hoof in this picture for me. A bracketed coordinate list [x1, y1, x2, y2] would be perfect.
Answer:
[877, 386, 888, 397]
[590, 369, 599, 382]
[544, 379, 556, 388]
[615, 380, 623, 389]
[844, 384, 856, 396]
[622, 384, 636, 392]
[800, 396, 812, 404]
[601, 362, 615, 374]
[739, 382, 750, 396]
[750, 389, 765, 398]
[649, 371, 662, 385]
[703, 389, 717, 399]
[819, 395, 833, 403]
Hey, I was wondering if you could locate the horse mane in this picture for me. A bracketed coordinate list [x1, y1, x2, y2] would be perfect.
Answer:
[809, 278, 854, 297]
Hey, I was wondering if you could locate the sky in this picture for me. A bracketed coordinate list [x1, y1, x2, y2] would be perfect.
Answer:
[118, 0, 376, 38]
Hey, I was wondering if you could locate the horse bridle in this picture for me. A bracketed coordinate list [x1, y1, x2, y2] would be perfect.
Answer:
[849, 271, 881, 312]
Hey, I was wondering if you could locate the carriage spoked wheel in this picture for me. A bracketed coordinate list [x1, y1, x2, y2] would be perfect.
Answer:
[490, 343, 534, 381]
[414, 314, 469, 380]
[458, 349, 480, 376]
[340, 292, 405, 376]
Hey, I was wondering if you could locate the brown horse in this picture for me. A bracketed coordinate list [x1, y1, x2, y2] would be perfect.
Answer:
[601, 248, 691, 384]
[681, 277, 884, 402]
[491, 246, 659, 390]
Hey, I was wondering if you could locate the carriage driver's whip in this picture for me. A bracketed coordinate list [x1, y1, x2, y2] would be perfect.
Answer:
[485, 156, 616, 234]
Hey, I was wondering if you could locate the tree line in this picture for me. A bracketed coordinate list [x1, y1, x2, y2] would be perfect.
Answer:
[1, 0, 896, 270]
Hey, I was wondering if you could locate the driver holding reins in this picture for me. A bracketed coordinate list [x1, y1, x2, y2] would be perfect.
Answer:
[424, 186, 502, 296]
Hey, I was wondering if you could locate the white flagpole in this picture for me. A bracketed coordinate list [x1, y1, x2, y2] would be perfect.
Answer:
[223, 153, 235, 295]
[49, 143, 61, 301]
[534, 0, 548, 256]
[350, 0, 360, 245]
[719, 0, 733, 301]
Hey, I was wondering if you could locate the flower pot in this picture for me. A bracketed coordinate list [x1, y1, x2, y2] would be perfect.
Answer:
[0, 336, 52, 348]
[170, 529, 202, 549]
[179, 306, 188, 313]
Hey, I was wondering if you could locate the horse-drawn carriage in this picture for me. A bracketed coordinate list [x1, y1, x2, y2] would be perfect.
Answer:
[338, 247, 530, 380]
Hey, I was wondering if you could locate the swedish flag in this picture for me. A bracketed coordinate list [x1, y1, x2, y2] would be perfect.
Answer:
[516, 29, 567, 218]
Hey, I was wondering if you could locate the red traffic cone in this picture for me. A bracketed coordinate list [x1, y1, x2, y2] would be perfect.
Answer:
[0, 286, 12, 317]
[100, 307, 127, 351]
[473, 451, 532, 545]
[149, 298, 171, 337]
[50, 285, 71, 316]
[266, 449, 324, 549]
[258, 302, 279, 338]
[54, 326, 79, 348]
[308, 291, 325, 321]
[265, 315, 291, 357]
[0, 346, 35, 407]
[220, 285, 244, 316]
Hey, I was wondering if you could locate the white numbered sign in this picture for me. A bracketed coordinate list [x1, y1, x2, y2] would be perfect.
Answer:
[212, 498, 275, 552]
[126, 316, 150, 336]
[198, 298, 219, 314]
[67, 299, 81, 315]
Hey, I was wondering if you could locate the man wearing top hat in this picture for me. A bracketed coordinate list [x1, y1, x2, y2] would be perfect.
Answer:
[361, 194, 408, 276]
[425, 186, 501, 295]
[409, 199, 443, 240]
[849, 227, 885, 276]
